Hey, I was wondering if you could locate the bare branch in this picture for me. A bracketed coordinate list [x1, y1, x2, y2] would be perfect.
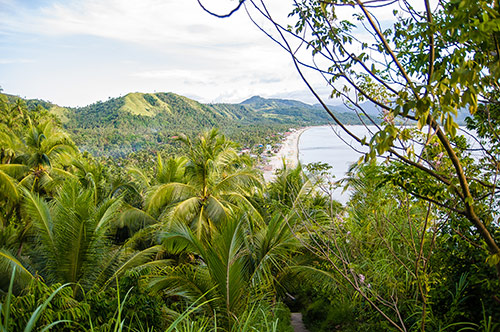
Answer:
[197, 0, 246, 18]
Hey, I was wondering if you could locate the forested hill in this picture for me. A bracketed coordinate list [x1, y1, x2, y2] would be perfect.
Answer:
[69, 92, 257, 129]
[67, 93, 363, 129]
[2, 92, 365, 157]
[240, 95, 361, 123]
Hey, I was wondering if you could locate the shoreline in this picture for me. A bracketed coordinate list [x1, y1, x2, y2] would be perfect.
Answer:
[262, 126, 311, 182]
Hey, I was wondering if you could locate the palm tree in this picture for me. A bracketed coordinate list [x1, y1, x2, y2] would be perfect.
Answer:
[267, 163, 313, 210]
[266, 164, 335, 234]
[16, 119, 77, 194]
[0, 180, 160, 297]
[0, 97, 27, 135]
[155, 154, 188, 185]
[72, 157, 111, 205]
[104, 154, 190, 245]
[147, 212, 300, 330]
[0, 124, 27, 226]
[127, 153, 188, 204]
[146, 129, 263, 239]
[0, 100, 27, 222]
[0, 123, 23, 165]
[0, 164, 26, 227]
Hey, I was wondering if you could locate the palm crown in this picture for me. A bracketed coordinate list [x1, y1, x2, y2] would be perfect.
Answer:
[147, 129, 263, 239]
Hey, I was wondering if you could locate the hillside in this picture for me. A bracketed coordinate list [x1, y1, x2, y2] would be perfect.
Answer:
[69, 92, 232, 127]
[69, 93, 345, 130]
[242, 95, 361, 124]
[2, 92, 368, 157]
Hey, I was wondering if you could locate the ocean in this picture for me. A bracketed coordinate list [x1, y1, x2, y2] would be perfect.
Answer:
[298, 125, 481, 204]
[298, 125, 373, 204]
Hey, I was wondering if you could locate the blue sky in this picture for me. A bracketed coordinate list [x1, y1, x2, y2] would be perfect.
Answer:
[0, 0, 334, 107]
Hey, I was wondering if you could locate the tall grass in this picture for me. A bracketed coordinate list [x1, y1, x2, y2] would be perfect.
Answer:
[1, 267, 71, 332]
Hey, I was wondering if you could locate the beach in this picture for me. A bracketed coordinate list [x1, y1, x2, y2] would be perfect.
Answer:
[262, 127, 309, 182]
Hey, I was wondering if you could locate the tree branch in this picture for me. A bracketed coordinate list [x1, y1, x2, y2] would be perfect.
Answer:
[197, 0, 246, 18]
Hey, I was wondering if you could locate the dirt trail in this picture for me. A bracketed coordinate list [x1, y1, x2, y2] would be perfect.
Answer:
[290, 312, 310, 332]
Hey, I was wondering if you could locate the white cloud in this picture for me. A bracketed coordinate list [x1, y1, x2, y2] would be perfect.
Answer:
[3, 0, 268, 48]
[0, 0, 334, 106]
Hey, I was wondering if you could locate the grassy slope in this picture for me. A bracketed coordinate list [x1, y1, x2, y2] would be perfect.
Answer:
[2, 92, 365, 157]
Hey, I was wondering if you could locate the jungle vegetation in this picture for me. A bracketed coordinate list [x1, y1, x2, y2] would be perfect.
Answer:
[1, 0, 500, 330]
[0, 91, 499, 331]
[3, 92, 366, 158]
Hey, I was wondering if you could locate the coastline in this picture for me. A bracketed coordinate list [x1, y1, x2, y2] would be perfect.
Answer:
[262, 126, 310, 182]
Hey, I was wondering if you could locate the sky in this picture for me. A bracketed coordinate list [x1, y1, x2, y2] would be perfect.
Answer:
[0, 0, 337, 107]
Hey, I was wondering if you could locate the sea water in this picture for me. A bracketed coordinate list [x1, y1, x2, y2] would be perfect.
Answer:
[298, 125, 373, 204]
[298, 125, 481, 204]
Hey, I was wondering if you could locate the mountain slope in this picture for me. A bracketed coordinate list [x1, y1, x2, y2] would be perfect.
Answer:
[242, 95, 363, 124]
[2, 92, 371, 157]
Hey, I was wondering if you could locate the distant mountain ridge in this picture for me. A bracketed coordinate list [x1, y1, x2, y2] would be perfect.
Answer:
[242, 95, 316, 109]
[2, 91, 377, 157]
[5, 91, 369, 128]
[2, 91, 475, 158]
[239, 95, 363, 123]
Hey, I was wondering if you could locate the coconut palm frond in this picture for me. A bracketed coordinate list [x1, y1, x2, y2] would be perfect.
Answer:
[214, 148, 239, 170]
[127, 166, 151, 189]
[42, 130, 77, 157]
[21, 180, 142, 293]
[205, 217, 249, 317]
[157, 155, 188, 184]
[288, 265, 340, 291]
[157, 216, 251, 320]
[117, 205, 158, 233]
[18, 172, 34, 188]
[123, 222, 163, 250]
[174, 196, 203, 223]
[140, 258, 174, 269]
[161, 221, 206, 256]
[205, 196, 229, 226]
[0, 169, 20, 202]
[0, 129, 23, 158]
[176, 133, 191, 147]
[215, 170, 263, 195]
[50, 167, 77, 179]
[50, 185, 98, 288]
[37, 171, 55, 190]
[291, 178, 314, 205]
[103, 245, 164, 288]
[0, 248, 34, 290]
[250, 214, 299, 285]
[268, 164, 309, 206]
[0, 164, 29, 178]
[226, 193, 264, 225]
[146, 265, 215, 307]
[146, 182, 197, 213]
[21, 188, 55, 248]
[110, 180, 141, 200]
[95, 197, 122, 231]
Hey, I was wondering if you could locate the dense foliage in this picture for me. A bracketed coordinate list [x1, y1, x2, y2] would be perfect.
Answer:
[218, 0, 500, 329]
[3, 92, 368, 158]
[1, 93, 499, 331]
[1, 0, 500, 329]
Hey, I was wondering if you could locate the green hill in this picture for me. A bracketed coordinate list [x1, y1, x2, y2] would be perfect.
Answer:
[67, 92, 239, 129]
[68, 92, 340, 130]
[241, 95, 361, 124]
[2, 92, 367, 157]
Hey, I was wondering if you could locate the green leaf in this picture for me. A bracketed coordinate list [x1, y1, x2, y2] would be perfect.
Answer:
[320, 2, 327, 14]
[23, 283, 72, 332]
[486, 253, 500, 267]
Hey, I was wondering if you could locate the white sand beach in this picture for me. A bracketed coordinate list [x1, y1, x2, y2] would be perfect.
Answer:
[262, 127, 309, 182]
